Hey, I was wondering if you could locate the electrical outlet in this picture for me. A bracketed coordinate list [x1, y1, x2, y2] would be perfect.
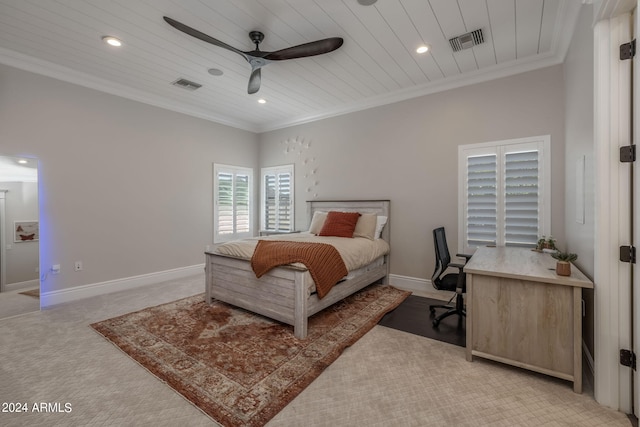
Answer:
[74, 261, 83, 272]
[51, 264, 60, 274]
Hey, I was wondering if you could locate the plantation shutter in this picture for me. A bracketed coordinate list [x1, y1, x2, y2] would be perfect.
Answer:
[216, 171, 234, 236]
[234, 172, 250, 234]
[504, 150, 539, 247]
[466, 154, 497, 247]
[264, 174, 277, 230]
[459, 136, 549, 254]
[214, 164, 253, 242]
[261, 165, 294, 232]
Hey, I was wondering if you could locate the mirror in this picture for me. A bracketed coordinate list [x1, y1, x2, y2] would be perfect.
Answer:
[0, 155, 39, 319]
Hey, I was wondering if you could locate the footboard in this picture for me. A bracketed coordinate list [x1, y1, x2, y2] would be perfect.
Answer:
[205, 251, 389, 339]
[206, 252, 313, 338]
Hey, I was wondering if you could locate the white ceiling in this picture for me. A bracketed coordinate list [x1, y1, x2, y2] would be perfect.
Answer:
[0, 155, 38, 182]
[0, 0, 583, 133]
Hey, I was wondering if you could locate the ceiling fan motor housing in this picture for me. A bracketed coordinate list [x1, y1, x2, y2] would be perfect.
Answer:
[249, 31, 264, 47]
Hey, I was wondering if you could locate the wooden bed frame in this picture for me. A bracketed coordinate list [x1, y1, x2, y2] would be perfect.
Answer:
[204, 200, 391, 338]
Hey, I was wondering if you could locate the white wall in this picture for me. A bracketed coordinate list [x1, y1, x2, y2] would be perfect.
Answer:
[259, 65, 566, 281]
[0, 59, 568, 300]
[563, 4, 596, 359]
[0, 63, 259, 297]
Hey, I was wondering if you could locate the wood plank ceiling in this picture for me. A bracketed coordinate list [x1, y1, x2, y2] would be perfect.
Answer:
[0, 0, 582, 132]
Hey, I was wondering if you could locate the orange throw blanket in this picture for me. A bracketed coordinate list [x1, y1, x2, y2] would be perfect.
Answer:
[250, 240, 348, 299]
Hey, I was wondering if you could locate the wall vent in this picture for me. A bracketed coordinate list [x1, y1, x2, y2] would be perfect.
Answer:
[449, 29, 484, 52]
[172, 78, 202, 91]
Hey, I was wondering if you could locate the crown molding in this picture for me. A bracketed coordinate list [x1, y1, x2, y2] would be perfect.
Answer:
[258, 51, 565, 133]
[0, 47, 259, 133]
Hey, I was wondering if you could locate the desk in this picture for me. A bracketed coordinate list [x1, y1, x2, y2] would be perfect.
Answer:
[464, 246, 594, 393]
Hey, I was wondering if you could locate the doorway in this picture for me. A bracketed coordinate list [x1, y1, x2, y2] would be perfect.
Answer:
[0, 155, 39, 319]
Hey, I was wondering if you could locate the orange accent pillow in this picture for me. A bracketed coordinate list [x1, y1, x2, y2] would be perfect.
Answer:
[318, 211, 362, 238]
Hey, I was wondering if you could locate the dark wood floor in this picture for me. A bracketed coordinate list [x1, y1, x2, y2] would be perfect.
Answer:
[378, 295, 465, 347]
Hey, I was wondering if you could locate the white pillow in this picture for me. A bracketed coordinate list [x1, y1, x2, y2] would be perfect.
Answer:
[308, 211, 328, 234]
[375, 216, 388, 239]
[353, 213, 377, 240]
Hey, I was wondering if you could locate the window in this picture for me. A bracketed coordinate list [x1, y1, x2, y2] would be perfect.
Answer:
[213, 164, 253, 242]
[458, 135, 550, 253]
[261, 165, 294, 232]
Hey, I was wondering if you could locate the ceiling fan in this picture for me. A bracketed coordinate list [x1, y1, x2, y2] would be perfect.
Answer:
[163, 16, 344, 94]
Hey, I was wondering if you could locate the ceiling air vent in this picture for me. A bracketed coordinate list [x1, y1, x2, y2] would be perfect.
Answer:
[171, 78, 202, 91]
[449, 29, 484, 52]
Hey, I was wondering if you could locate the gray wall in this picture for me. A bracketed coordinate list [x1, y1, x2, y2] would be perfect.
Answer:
[259, 65, 566, 280]
[563, 4, 596, 357]
[0, 59, 569, 296]
[0, 63, 259, 294]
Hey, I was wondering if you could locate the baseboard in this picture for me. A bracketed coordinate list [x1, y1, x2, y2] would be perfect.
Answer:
[389, 274, 454, 302]
[4, 279, 39, 292]
[40, 264, 205, 307]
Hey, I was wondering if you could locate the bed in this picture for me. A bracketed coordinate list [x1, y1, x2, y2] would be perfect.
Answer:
[204, 200, 391, 338]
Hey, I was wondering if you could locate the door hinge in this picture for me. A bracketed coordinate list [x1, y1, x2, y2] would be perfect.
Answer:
[620, 349, 637, 370]
[620, 39, 636, 60]
[620, 145, 636, 162]
[620, 245, 636, 263]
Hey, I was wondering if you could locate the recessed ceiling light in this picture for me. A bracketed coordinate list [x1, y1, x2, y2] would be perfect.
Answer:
[258, 99, 266, 104]
[357, 0, 377, 5]
[416, 45, 430, 54]
[102, 36, 122, 47]
[18, 159, 27, 164]
[208, 68, 224, 76]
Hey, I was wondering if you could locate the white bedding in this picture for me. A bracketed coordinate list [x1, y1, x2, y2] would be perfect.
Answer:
[213, 232, 390, 272]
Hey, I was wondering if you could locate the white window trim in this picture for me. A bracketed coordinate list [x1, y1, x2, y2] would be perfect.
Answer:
[260, 164, 294, 232]
[458, 135, 551, 254]
[213, 163, 253, 243]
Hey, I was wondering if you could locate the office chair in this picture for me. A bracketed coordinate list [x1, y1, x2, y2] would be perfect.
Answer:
[429, 227, 472, 327]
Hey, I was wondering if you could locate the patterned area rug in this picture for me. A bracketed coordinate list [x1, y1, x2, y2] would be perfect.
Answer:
[91, 284, 409, 427]
[19, 288, 39, 298]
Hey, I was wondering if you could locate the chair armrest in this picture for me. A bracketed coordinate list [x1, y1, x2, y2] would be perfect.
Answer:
[456, 253, 473, 262]
[449, 262, 466, 271]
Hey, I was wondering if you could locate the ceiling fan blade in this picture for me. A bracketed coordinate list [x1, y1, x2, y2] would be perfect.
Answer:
[247, 67, 261, 94]
[164, 16, 248, 61]
[263, 37, 343, 61]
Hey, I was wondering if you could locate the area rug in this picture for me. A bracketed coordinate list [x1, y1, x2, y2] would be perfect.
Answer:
[19, 288, 39, 298]
[91, 284, 410, 427]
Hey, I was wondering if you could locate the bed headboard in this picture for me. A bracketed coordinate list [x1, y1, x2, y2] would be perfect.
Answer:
[307, 200, 390, 243]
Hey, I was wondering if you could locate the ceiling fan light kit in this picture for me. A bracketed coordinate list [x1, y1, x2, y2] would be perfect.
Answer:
[163, 16, 343, 94]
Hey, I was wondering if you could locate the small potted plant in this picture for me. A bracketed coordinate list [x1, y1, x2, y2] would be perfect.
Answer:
[536, 235, 557, 252]
[551, 251, 578, 276]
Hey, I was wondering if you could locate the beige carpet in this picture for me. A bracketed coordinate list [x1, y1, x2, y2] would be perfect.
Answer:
[91, 285, 409, 426]
[0, 289, 39, 320]
[0, 273, 631, 426]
